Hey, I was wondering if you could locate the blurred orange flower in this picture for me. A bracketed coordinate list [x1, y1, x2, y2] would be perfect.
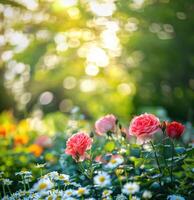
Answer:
[0, 126, 6, 137]
[28, 144, 43, 157]
[14, 134, 29, 146]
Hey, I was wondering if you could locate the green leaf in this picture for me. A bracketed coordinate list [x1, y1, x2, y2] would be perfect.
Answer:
[150, 182, 160, 189]
[104, 141, 115, 152]
[175, 147, 186, 154]
[134, 158, 144, 168]
[149, 174, 162, 179]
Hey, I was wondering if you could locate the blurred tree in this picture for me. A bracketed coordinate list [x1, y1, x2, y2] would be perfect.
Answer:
[0, 0, 193, 122]
[0, 0, 133, 121]
[116, 0, 194, 121]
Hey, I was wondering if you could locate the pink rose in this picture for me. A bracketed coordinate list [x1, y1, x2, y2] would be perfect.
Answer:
[129, 113, 160, 144]
[65, 132, 92, 162]
[35, 135, 52, 148]
[95, 114, 117, 135]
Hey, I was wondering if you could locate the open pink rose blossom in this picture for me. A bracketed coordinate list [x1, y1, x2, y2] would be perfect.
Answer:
[129, 113, 160, 144]
[65, 132, 92, 162]
[95, 114, 116, 135]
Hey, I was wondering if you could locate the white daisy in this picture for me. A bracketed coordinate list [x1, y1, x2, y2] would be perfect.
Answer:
[122, 182, 140, 195]
[94, 171, 111, 187]
[106, 156, 124, 169]
[29, 193, 41, 200]
[39, 190, 50, 197]
[64, 189, 76, 197]
[46, 194, 57, 200]
[45, 171, 59, 180]
[35, 163, 47, 168]
[15, 171, 32, 176]
[142, 190, 152, 199]
[33, 178, 54, 192]
[57, 173, 70, 182]
[2, 178, 13, 185]
[102, 189, 113, 197]
[76, 187, 89, 197]
[48, 189, 64, 198]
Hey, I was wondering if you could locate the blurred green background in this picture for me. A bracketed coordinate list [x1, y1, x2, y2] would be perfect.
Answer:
[0, 0, 193, 122]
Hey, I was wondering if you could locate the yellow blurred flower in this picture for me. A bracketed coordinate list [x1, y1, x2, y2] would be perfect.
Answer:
[28, 144, 43, 157]
[18, 120, 30, 133]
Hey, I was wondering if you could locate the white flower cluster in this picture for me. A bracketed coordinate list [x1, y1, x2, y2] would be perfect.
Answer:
[3, 171, 92, 200]
[1, 168, 185, 200]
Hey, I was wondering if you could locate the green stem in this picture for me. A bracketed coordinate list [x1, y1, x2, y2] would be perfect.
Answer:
[2, 184, 6, 197]
[150, 141, 162, 186]
[162, 132, 171, 177]
[129, 193, 132, 200]
[115, 171, 122, 189]
[27, 182, 30, 190]
[124, 167, 129, 182]
[78, 162, 85, 173]
[7, 185, 12, 196]
[40, 168, 43, 177]
[170, 139, 175, 183]
[21, 175, 26, 191]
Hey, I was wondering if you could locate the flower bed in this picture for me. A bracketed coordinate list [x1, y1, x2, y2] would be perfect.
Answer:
[0, 113, 194, 200]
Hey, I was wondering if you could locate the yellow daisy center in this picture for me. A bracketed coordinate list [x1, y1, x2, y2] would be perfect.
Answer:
[127, 186, 134, 191]
[59, 175, 65, 179]
[110, 159, 117, 164]
[78, 188, 85, 195]
[103, 190, 109, 195]
[67, 191, 72, 195]
[47, 196, 53, 200]
[38, 183, 47, 190]
[99, 176, 105, 182]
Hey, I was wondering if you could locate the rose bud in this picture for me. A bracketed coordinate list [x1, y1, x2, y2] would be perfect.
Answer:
[160, 121, 168, 132]
[166, 121, 185, 139]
